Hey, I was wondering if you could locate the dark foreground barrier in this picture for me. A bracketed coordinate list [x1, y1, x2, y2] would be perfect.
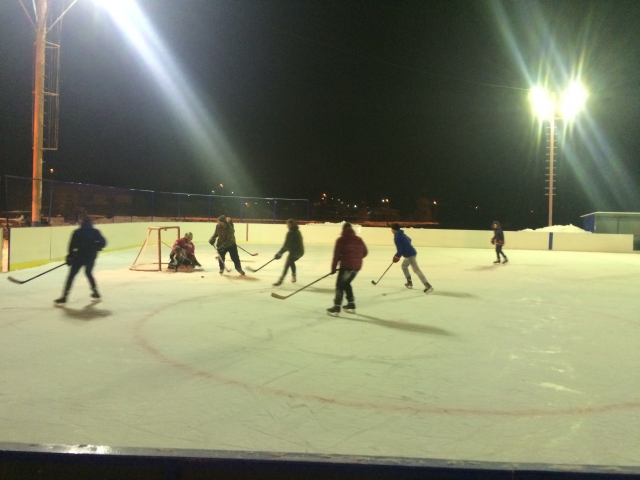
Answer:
[1, 443, 639, 480]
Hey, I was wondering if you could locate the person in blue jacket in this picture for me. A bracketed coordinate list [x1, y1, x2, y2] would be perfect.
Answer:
[55, 215, 107, 306]
[390, 223, 433, 294]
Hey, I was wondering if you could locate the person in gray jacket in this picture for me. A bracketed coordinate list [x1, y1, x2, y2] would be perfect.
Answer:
[273, 219, 304, 286]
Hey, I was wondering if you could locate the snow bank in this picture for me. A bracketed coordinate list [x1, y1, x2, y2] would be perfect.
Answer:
[519, 224, 589, 233]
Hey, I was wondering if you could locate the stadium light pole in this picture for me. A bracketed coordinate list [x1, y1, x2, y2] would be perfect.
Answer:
[530, 82, 587, 227]
[31, 0, 48, 226]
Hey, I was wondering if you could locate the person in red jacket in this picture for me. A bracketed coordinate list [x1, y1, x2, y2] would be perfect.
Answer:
[327, 223, 368, 316]
[169, 232, 201, 271]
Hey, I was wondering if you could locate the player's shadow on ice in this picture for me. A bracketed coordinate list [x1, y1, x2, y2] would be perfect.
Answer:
[348, 314, 453, 336]
[469, 265, 502, 271]
[228, 275, 259, 281]
[430, 291, 477, 299]
[63, 302, 112, 321]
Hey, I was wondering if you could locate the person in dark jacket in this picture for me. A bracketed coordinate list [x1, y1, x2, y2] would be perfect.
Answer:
[273, 219, 304, 286]
[391, 223, 433, 293]
[327, 223, 368, 316]
[209, 215, 244, 275]
[55, 216, 107, 305]
[491, 221, 508, 264]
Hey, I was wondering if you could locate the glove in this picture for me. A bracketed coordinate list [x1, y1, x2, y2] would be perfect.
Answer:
[274, 252, 282, 260]
[65, 254, 74, 265]
[209, 236, 217, 246]
[491, 238, 496, 245]
[392, 255, 400, 263]
[330, 268, 337, 275]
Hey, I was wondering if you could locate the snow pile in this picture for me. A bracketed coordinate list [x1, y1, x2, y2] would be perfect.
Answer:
[519, 224, 589, 233]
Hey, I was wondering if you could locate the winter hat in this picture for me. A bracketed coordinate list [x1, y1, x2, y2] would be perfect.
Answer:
[342, 222, 352, 230]
[218, 215, 226, 222]
[390, 223, 400, 231]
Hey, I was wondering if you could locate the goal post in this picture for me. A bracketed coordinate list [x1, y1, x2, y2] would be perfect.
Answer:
[130, 226, 180, 271]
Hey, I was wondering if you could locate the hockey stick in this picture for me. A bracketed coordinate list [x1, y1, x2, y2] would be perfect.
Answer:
[238, 245, 258, 256]
[211, 246, 232, 272]
[371, 263, 394, 285]
[7, 262, 67, 285]
[246, 257, 276, 273]
[271, 272, 332, 300]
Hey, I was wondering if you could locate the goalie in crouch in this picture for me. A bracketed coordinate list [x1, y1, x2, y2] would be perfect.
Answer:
[169, 232, 201, 271]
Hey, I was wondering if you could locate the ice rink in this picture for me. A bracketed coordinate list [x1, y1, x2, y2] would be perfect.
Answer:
[1, 241, 639, 468]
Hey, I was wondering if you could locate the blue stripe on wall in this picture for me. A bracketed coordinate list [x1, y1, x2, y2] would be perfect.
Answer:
[548, 232, 554, 250]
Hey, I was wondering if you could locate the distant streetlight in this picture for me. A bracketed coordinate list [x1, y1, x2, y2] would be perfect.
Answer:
[530, 82, 587, 226]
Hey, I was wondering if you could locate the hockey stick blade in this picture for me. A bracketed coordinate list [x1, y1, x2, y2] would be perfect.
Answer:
[371, 263, 393, 286]
[215, 256, 232, 272]
[246, 257, 276, 273]
[270, 272, 332, 300]
[6, 262, 67, 285]
[238, 245, 258, 257]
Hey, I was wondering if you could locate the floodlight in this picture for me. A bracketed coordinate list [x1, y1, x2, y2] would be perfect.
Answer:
[560, 82, 587, 121]
[530, 87, 554, 121]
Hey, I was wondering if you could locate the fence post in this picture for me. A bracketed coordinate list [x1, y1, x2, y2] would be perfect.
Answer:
[273, 200, 277, 223]
[240, 197, 243, 221]
[111, 189, 115, 223]
[151, 191, 155, 222]
[48, 180, 53, 225]
[4, 176, 9, 228]
[178, 194, 181, 221]
[208, 196, 211, 222]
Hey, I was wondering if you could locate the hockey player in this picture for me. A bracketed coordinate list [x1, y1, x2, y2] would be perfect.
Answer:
[390, 223, 434, 294]
[54, 215, 107, 305]
[327, 222, 368, 316]
[209, 215, 245, 275]
[491, 221, 508, 264]
[273, 219, 304, 286]
[169, 232, 201, 271]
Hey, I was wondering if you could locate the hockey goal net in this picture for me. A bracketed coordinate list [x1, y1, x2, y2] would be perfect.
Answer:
[130, 226, 180, 271]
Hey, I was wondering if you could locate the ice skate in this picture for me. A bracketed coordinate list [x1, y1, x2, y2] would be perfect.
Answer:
[343, 302, 356, 314]
[405, 280, 413, 289]
[219, 269, 224, 275]
[238, 270, 246, 276]
[502, 257, 508, 264]
[326, 305, 340, 317]
[291, 274, 296, 283]
[493, 259, 501, 264]
[90, 289, 100, 300]
[54, 296, 67, 307]
[423, 283, 434, 294]
[273, 279, 283, 287]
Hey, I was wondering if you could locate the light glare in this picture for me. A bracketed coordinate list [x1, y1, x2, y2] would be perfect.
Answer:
[530, 87, 554, 121]
[560, 82, 587, 121]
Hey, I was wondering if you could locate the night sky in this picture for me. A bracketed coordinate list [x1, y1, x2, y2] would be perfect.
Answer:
[1, 0, 639, 229]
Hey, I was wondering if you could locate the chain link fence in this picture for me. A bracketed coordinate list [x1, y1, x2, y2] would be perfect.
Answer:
[2, 176, 309, 228]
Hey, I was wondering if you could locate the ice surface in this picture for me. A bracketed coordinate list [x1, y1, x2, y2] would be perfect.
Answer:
[1, 243, 639, 467]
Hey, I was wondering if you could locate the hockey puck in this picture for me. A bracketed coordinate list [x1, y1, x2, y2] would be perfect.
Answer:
[382, 293, 387, 296]
[201, 276, 204, 278]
